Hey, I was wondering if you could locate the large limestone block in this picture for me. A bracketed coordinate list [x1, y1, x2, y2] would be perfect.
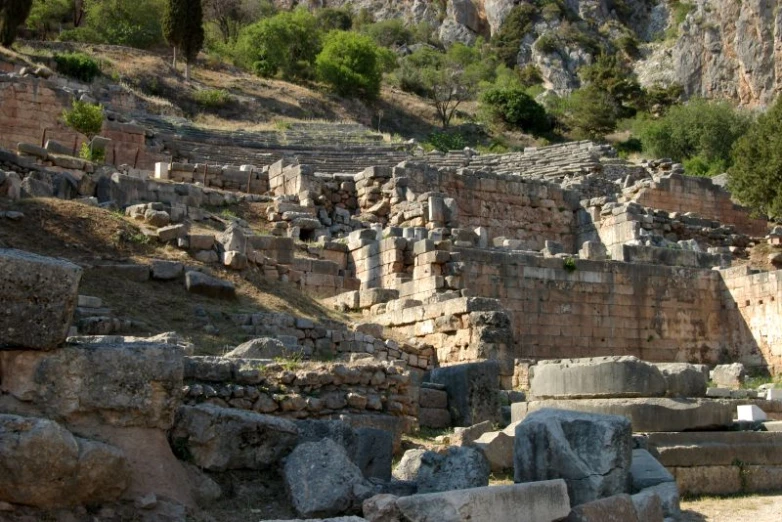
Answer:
[647, 431, 782, 466]
[430, 361, 500, 427]
[393, 446, 489, 493]
[0, 249, 82, 350]
[171, 404, 298, 471]
[284, 438, 373, 518]
[653, 363, 708, 397]
[185, 270, 236, 299]
[630, 449, 675, 491]
[525, 398, 733, 432]
[632, 483, 680, 520]
[0, 342, 184, 429]
[530, 357, 666, 400]
[712, 363, 746, 389]
[514, 409, 632, 507]
[472, 431, 514, 472]
[564, 494, 644, 522]
[391, 480, 571, 522]
[0, 414, 129, 508]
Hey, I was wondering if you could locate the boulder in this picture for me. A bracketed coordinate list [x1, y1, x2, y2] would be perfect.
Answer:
[633, 482, 680, 520]
[284, 438, 373, 518]
[170, 404, 299, 471]
[430, 361, 500, 427]
[514, 409, 632, 507]
[450, 420, 493, 446]
[355, 427, 394, 482]
[472, 431, 514, 472]
[521, 398, 733, 432]
[712, 363, 746, 389]
[217, 222, 247, 253]
[225, 337, 301, 359]
[0, 249, 82, 350]
[564, 494, 643, 522]
[379, 480, 570, 522]
[393, 446, 489, 494]
[151, 259, 184, 280]
[630, 449, 674, 491]
[0, 342, 183, 429]
[185, 270, 236, 299]
[630, 491, 664, 522]
[0, 414, 128, 508]
[653, 363, 708, 397]
[530, 357, 667, 399]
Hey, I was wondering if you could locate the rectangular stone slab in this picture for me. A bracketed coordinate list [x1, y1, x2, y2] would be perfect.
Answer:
[395, 480, 570, 522]
[647, 432, 782, 466]
[523, 398, 733, 432]
[0, 249, 82, 350]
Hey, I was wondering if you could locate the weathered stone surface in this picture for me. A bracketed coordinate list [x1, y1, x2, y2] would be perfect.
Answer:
[0, 414, 129, 508]
[530, 357, 667, 400]
[0, 342, 183, 429]
[630, 490, 664, 522]
[0, 249, 82, 350]
[522, 398, 733, 432]
[284, 438, 373, 518]
[647, 431, 782, 467]
[419, 407, 451, 429]
[514, 409, 632, 507]
[712, 363, 746, 389]
[151, 259, 184, 280]
[670, 466, 741, 496]
[472, 430, 514, 472]
[225, 337, 301, 359]
[630, 449, 674, 491]
[170, 404, 299, 471]
[450, 420, 493, 446]
[355, 427, 394, 482]
[393, 446, 489, 494]
[633, 483, 680, 520]
[391, 480, 571, 522]
[564, 494, 641, 522]
[430, 361, 500, 427]
[419, 387, 448, 409]
[653, 363, 708, 398]
[185, 270, 236, 299]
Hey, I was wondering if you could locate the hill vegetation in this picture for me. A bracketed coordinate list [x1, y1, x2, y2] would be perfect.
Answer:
[2, 0, 780, 217]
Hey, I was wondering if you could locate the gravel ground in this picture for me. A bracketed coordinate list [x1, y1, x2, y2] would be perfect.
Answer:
[681, 493, 782, 521]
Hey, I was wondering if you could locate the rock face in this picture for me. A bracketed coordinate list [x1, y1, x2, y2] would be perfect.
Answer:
[514, 409, 632, 507]
[530, 357, 667, 399]
[0, 414, 129, 508]
[393, 446, 490, 493]
[170, 404, 299, 471]
[284, 438, 374, 518]
[0, 248, 82, 350]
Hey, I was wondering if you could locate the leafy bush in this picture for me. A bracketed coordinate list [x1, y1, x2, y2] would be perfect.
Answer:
[360, 18, 413, 47]
[634, 98, 751, 171]
[60, 0, 165, 49]
[491, 3, 538, 67]
[234, 8, 321, 80]
[534, 33, 560, 54]
[579, 55, 643, 118]
[193, 88, 231, 108]
[426, 131, 467, 152]
[53, 52, 101, 83]
[316, 31, 384, 100]
[79, 142, 106, 163]
[557, 86, 620, 139]
[316, 7, 352, 31]
[479, 85, 551, 135]
[728, 97, 782, 218]
[62, 100, 104, 138]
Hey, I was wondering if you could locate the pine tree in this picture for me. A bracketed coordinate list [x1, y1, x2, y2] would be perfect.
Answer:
[163, 0, 204, 81]
[0, 0, 34, 47]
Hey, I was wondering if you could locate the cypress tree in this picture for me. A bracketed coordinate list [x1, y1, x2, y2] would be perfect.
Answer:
[163, 0, 204, 81]
[0, 0, 34, 47]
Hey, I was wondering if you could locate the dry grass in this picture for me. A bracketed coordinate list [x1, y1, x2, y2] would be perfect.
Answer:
[681, 493, 782, 521]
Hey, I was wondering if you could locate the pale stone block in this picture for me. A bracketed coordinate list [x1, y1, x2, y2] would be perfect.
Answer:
[737, 404, 767, 421]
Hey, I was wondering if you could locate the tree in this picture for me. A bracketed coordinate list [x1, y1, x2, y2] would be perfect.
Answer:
[560, 85, 620, 139]
[479, 84, 550, 135]
[60, 0, 166, 50]
[27, 0, 73, 39]
[316, 31, 384, 100]
[163, 0, 204, 81]
[579, 55, 643, 118]
[202, 0, 267, 43]
[316, 7, 351, 32]
[634, 98, 751, 175]
[234, 8, 321, 80]
[0, 0, 34, 47]
[728, 97, 782, 218]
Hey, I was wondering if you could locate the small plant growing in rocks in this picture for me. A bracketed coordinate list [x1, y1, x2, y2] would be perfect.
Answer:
[62, 99, 104, 138]
[563, 256, 577, 272]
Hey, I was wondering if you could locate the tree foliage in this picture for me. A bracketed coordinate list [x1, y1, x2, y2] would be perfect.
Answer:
[579, 55, 642, 118]
[62, 99, 104, 138]
[479, 84, 550, 135]
[491, 3, 537, 67]
[555, 85, 620, 139]
[316, 7, 352, 32]
[634, 98, 751, 175]
[234, 8, 321, 80]
[202, 0, 265, 43]
[0, 0, 34, 46]
[163, 0, 204, 68]
[316, 31, 386, 100]
[27, 0, 72, 39]
[60, 0, 166, 49]
[728, 97, 782, 218]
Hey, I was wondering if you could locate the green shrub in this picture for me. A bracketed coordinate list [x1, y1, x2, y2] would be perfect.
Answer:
[316, 31, 384, 100]
[59, 0, 165, 49]
[534, 33, 560, 54]
[479, 85, 551, 135]
[316, 7, 352, 31]
[615, 34, 640, 58]
[53, 52, 101, 83]
[78, 142, 106, 163]
[234, 8, 322, 80]
[360, 18, 412, 47]
[559, 86, 620, 139]
[193, 88, 231, 108]
[683, 155, 726, 177]
[427, 131, 467, 152]
[491, 3, 538, 67]
[62, 100, 104, 138]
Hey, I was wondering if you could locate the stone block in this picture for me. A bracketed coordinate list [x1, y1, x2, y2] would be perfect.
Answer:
[525, 398, 733, 432]
[564, 494, 641, 522]
[630, 449, 674, 491]
[653, 363, 708, 398]
[647, 432, 782, 467]
[514, 409, 632, 507]
[185, 271, 236, 299]
[737, 404, 768, 421]
[418, 408, 451, 429]
[530, 357, 666, 400]
[151, 260, 184, 280]
[430, 361, 501, 427]
[391, 480, 570, 522]
[472, 431, 514, 472]
[419, 387, 448, 409]
[0, 249, 82, 350]
[393, 446, 489, 494]
[712, 363, 746, 389]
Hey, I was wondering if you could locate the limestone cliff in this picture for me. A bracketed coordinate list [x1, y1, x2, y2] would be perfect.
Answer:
[270, 0, 782, 106]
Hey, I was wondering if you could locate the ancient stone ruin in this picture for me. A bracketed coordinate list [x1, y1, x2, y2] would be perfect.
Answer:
[2, 52, 782, 522]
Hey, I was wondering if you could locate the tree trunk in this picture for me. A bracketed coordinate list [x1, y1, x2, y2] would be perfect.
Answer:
[172, 47, 177, 71]
[185, 60, 190, 82]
